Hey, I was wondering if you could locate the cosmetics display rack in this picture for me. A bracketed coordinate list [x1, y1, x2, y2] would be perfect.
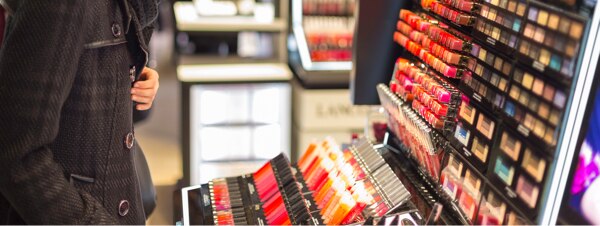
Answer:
[362, 0, 600, 223]
[180, 138, 426, 225]
[174, 0, 295, 186]
[288, 0, 356, 87]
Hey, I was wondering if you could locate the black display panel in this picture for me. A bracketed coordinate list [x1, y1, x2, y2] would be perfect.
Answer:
[350, 0, 409, 105]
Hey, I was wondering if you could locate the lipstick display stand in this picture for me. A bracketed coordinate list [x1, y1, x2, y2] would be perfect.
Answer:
[179, 138, 432, 225]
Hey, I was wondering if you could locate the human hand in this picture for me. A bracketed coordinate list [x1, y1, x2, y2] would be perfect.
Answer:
[131, 67, 159, 111]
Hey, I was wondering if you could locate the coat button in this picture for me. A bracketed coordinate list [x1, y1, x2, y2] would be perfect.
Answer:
[118, 200, 129, 217]
[112, 23, 122, 38]
[129, 66, 136, 82]
[124, 132, 134, 150]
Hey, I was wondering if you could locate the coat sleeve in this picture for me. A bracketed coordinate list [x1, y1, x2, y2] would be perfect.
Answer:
[0, 0, 117, 224]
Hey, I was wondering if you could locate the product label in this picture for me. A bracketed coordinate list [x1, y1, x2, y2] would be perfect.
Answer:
[486, 37, 497, 45]
[315, 103, 370, 118]
[473, 93, 482, 102]
[304, 199, 312, 208]
[517, 124, 530, 136]
[505, 187, 517, 198]
[203, 194, 210, 206]
[248, 183, 255, 194]
[463, 147, 473, 157]
[533, 61, 545, 72]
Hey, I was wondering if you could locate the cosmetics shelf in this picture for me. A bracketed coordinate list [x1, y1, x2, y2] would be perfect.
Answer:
[174, 2, 287, 32]
[379, 74, 552, 223]
[288, 0, 355, 87]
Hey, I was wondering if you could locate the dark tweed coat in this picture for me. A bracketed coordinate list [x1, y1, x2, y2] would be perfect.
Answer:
[0, 0, 157, 224]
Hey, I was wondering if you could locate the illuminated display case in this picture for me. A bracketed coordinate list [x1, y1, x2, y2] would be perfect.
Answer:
[174, 1, 293, 186]
[288, 0, 356, 87]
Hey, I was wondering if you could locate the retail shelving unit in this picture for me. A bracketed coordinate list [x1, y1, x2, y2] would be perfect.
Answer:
[175, 1, 293, 186]
[288, 0, 355, 87]
[351, 0, 600, 224]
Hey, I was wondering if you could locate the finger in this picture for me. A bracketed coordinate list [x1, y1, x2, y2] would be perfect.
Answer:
[131, 88, 156, 98]
[133, 80, 157, 89]
[131, 95, 153, 104]
[138, 67, 159, 81]
[136, 103, 152, 111]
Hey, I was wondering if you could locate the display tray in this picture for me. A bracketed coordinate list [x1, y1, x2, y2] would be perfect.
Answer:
[288, 50, 351, 89]
[384, 131, 472, 225]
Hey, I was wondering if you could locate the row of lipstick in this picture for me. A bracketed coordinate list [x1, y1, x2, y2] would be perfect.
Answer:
[395, 10, 475, 79]
[440, 0, 479, 13]
[422, 0, 477, 26]
[209, 178, 248, 225]
[394, 32, 468, 79]
[297, 138, 411, 225]
[378, 84, 445, 181]
[302, 0, 356, 16]
[392, 58, 461, 105]
[390, 59, 460, 131]
[253, 154, 319, 225]
[399, 10, 477, 54]
[396, 20, 473, 67]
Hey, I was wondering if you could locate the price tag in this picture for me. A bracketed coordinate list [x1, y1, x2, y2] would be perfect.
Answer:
[248, 183, 255, 194]
[473, 93, 483, 102]
[462, 147, 473, 157]
[203, 194, 210, 206]
[518, 124, 530, 136]
[486, 37, 497, 45]
[533, 61, 545, 72]
[505, 187, 517, 198]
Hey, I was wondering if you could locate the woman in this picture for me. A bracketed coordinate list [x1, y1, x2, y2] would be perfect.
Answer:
[0, 0, 159, 224]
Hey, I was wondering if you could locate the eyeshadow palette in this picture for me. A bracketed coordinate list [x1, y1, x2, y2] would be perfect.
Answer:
[439, 152, 485, 221]
[516, 1, 586, 80]
[502, 65, 565, 150]
[476, 186, 531, 225]
[462, 43, 512, 110]
[487, 126, 552, 213]
[449, 99, 498, 171]
[473, 0, 527, 52]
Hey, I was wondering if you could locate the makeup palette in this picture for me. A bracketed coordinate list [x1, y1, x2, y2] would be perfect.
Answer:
[517, 1, 586, 79]
[476, 187, 531, 225]
[473, 0, 526, 52]
[462, 43, 511, 109]
[502, 66, 564, 148]
[439, 152, 484, 221]
[450, 99, 498, 171]
[488, 127, 551, 212]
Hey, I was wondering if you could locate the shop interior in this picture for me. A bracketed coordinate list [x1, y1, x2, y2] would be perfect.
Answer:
[137, 0, 600, 225]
